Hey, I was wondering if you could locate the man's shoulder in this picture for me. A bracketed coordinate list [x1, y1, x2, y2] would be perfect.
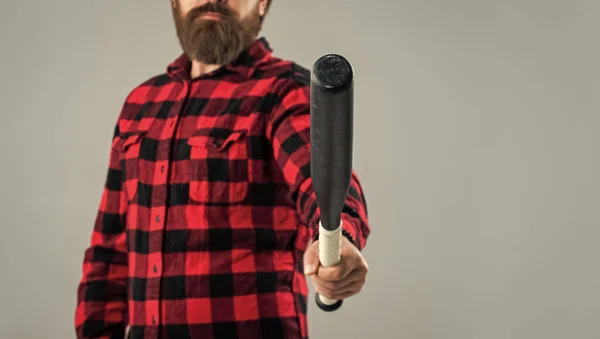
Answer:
[255, 56, 313, 113]
[259, 55, 311, 91]
[122, 73, 175, 105]
[112, 72, 175, 129]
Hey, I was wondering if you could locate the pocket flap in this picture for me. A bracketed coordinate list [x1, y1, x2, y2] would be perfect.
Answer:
[187, 129, 247, 151]
[112, 131, 146, 151]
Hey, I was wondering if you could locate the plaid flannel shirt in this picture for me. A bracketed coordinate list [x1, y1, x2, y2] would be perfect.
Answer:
[75, 37, 370, 339]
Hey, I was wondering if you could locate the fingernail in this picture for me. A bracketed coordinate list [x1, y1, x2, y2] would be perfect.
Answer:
[304, 265, 314, 274]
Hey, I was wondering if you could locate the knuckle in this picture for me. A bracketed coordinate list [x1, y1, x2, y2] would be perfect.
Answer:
[332, 270, 343, 281]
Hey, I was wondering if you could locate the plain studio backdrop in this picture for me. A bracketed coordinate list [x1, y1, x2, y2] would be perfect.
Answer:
[1, 0, 599, 338]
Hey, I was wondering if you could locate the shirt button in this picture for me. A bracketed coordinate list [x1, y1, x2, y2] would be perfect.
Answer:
[152, 316, 156, 325]
[212, 139, 223, 148]
[153, 264, 158, 273]
[155, 215, 161, 223]
[160, 165, 165, 173]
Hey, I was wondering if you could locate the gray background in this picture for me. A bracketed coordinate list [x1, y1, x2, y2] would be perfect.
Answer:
[1, 0, 599, 338]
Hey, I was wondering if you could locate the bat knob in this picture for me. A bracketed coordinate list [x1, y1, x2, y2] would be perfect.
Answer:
[315, 293, 343, 312]
[311, 54, 353, 93]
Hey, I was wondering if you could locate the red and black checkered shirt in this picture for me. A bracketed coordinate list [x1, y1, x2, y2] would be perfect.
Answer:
[75, 37, 370, 339]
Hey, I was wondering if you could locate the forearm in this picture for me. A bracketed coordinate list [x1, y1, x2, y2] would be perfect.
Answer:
[75, 125, 130, 338]
[267, 78, 371, 250]
[296, 172, 370, 250]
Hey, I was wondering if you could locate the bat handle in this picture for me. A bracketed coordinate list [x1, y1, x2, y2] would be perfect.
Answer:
[315, 219, 344, 312]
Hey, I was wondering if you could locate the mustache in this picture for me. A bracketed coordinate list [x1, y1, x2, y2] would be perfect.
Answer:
[188, 2, 234, 20]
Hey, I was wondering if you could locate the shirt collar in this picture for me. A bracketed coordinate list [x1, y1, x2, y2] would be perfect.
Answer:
[167, 37, 273, 81]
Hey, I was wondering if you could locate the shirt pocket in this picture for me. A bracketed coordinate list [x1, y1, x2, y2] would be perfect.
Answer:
[113, 131, 146, 203]
[186, 129, 249, 204]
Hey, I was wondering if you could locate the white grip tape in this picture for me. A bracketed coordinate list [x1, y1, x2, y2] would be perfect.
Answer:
[318, 220, 342, 305]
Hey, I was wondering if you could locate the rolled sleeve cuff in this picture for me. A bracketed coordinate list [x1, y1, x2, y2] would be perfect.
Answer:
[311, 215, 361, 250]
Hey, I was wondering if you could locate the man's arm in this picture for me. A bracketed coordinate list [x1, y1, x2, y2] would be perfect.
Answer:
[266, 75, 371, 250]
[75, 120, 129, 339]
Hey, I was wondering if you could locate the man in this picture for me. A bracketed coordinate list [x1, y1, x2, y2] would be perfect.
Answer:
[75, 1, 371, 338]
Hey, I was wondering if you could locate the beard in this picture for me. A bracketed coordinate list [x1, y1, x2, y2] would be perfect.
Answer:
[172, 2, 263, 65]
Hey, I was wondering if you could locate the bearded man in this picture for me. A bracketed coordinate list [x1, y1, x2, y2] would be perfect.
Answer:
[74, 1, 371, 338]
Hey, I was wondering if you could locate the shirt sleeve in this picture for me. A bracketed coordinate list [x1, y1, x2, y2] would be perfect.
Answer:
[74, 119, 129, 339]
[266, 76, 371, 250]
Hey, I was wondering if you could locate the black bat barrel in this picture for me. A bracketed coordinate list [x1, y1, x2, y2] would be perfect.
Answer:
[310, 54, 354, 233]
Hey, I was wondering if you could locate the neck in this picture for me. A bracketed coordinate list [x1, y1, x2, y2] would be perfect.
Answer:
[190, 60, 221, 79]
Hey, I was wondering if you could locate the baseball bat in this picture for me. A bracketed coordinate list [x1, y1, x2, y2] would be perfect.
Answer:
[310, 54, 354, 312]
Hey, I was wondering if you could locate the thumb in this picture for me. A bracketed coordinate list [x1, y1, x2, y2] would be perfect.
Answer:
[303, 240, 320, 275]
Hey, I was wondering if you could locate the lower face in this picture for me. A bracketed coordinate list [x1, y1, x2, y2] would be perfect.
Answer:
[172, 1, 263, 65]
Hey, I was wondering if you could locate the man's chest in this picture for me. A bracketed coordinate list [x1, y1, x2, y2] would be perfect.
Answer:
[114, 84, 284, 207]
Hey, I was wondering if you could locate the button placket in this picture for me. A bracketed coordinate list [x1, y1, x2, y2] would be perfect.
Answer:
[142, 83, 187, 335]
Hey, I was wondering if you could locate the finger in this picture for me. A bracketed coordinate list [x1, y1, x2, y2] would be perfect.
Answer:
[303, 240, 320, 276]
[316, 260, 353, 282]
[314, 279, 363, 297]
[315, 280, 363, 300]
[311, 267, 365, 291]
